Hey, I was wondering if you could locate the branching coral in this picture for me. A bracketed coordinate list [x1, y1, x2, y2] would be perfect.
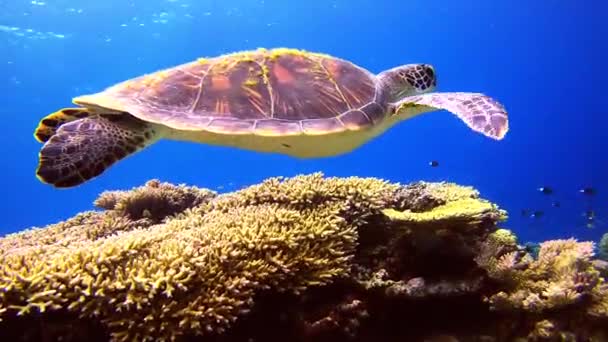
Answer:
[0, 211, 149, 259]
[525, 319, 578, 341]
[0, 180, 216, 262]
[203, 172, 401, 225]
[474, 228, 525, 283]
[483, 238, 603, 313]
[94, 179, 217, 223]
[390, 181, 480, 212]
[382, 197, 505, 226]
[0, 173, 402, 341]
[0, 173, 606, 342]
[345, 182, 508, 318]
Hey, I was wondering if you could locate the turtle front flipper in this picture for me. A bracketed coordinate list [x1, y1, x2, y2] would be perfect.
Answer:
[392, 92, 509, 140]
[36, 115, 160, 188]
[34, 108, 97, 143]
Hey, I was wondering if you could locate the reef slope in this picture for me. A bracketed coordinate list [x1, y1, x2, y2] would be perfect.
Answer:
[0, 173, 606, 341]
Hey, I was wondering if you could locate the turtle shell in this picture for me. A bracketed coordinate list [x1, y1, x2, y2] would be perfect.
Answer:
[73, 48, 388, 136]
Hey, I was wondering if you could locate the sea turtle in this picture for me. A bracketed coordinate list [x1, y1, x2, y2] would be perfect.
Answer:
[34, 48, 509, 188]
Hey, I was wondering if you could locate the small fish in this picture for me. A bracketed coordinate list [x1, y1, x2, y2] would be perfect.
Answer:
[530, 210, 544, 219]
[551, 201, 561, 208]
[584, 210, 595, 220]
[585, 213, 595, 229]
[429, 160, 439, 167]
[538, 186, 553, 195]
[579, 187, 596, 196]
[581, 210, 602, 229]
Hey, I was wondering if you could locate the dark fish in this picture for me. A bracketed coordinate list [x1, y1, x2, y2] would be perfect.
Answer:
[579, 187, 596, 196]
[429, 160, 439, 167]
[584, 211, 595, 228]
[523, 242, 540, 258]
[582, 210, 602, 229]
[551, 201, 560, 208]
[530, 210, 544, 219]
[538, 186, 553, 195]
[584, 210, 595, 220]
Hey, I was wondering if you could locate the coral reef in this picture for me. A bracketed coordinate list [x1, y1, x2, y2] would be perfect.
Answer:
[94, 179, 217, 223]
[0, 173, 606, 341]
[600, 232, 608, 261]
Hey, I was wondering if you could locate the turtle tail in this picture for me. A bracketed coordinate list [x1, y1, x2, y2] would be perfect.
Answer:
[36, 115, 160, 188]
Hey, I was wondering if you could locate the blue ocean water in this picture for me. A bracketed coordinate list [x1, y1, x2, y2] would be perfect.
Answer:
[0, 1, 605, 244]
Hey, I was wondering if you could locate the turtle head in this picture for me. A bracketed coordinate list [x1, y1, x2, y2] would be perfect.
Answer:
[378, 64, 437, 101]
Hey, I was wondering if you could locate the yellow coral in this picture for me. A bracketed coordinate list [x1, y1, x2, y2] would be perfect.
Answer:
[424, 182, 480, 202]
[6, 173, 595, 341]
[0, 204, 355, 340]
[588, 284, 608, 318]
[382, 197, 505, 225]
[94, 179, 216, 222]
[0, 211, 134, 259]
[474, 227, 524, 283]
[490, 228, 518, 247]
[205, 172, 399, 215]
[0, 173, 399, 341]
[529, 319, 557, 338]
[485, 238, 603, 313]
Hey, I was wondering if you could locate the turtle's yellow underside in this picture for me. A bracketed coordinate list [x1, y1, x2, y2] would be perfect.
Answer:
[161, 111, 406, 158]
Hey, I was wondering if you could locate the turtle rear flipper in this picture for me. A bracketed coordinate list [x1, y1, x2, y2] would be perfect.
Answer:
[36, 115, 159, 188]
[34, 108, 95, 143]
[393, 92, 509, 140]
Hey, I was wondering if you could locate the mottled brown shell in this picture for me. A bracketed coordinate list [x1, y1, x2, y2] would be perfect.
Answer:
[74, 48, 388, 136]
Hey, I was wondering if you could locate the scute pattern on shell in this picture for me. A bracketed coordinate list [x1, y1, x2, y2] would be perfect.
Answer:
[93, 48, 384, 135]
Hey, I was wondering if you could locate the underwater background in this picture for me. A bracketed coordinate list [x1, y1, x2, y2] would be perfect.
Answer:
[0, 0, 605, 244]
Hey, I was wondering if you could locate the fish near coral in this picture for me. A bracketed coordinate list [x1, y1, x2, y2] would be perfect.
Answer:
[34, 47, 508, 188]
